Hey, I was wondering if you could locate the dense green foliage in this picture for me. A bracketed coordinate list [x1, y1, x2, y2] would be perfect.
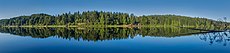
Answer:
[0, 11, 229, 28]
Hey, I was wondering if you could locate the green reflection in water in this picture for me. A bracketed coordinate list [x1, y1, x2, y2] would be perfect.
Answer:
[0, 27, 230, 46]
[0, 27, 204, 40]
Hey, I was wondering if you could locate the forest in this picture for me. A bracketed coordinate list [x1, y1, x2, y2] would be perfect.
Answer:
[0, 11, 229, 28]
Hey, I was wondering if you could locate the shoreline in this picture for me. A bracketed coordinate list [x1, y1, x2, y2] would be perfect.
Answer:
[1, 25, 183, 28]
[3, 25, 229, 28]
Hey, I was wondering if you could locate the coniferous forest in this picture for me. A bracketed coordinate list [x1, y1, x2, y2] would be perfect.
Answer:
[0, 11, 229, 28]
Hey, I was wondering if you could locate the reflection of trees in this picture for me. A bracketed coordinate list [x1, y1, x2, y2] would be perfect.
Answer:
[0, 27, 202, 41]
[199, 31, 230, 46]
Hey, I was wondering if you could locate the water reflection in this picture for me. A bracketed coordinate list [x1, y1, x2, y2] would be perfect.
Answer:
[199, 31, 230, 46]
[0, 27, 230, 46]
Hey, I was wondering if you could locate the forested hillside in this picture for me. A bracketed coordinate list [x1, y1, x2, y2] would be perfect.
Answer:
[0, 11, 228, 28]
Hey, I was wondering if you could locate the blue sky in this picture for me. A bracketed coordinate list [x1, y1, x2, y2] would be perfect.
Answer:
[0, 0, 229, 21]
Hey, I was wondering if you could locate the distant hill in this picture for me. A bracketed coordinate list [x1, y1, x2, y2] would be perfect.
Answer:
[0, 11, 229, 28]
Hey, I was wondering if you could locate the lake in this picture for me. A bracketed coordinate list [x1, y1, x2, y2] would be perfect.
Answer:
[0, 27, 230, 53]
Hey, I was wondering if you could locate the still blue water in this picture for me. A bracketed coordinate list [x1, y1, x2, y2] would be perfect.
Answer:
[0, 27, 230, 53]
[0, 33, 230, 53]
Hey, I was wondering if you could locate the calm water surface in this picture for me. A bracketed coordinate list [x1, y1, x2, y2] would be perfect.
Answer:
[0, 27, 229, 53]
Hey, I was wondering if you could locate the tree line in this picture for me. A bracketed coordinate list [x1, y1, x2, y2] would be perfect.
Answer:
[0, 11, 229, 28]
